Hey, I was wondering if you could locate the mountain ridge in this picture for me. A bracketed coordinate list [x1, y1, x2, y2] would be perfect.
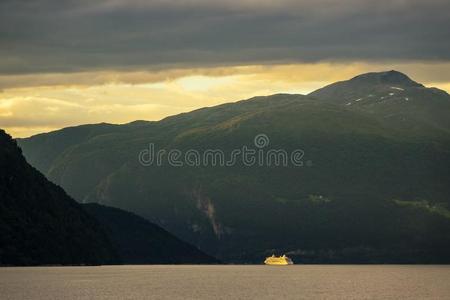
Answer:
[17, 71, 450, 263]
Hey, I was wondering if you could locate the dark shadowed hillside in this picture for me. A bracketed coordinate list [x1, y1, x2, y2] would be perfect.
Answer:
[84, 203, 218, 264]
[0, 129, 217, 265]
[0, 129, 118, 266]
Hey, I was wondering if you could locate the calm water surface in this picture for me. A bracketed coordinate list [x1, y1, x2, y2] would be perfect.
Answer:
[1, 265, 449, 299]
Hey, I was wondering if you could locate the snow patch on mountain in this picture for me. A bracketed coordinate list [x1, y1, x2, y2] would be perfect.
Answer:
[390, 86, 405, 91]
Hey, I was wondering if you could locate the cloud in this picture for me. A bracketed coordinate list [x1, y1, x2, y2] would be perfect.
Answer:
[2, 61, 450, 90]
[1, 0, 449, 74]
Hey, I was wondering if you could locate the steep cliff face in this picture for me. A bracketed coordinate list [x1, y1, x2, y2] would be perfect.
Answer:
[192, 187, 223, 239]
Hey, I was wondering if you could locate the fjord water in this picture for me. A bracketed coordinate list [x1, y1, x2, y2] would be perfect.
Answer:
[1, 265, 449, 299]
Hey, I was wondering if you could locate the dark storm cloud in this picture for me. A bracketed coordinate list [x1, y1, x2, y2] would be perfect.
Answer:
[0, 0, 449, 74]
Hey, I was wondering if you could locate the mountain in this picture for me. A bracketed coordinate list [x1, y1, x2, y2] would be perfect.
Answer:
[0, 129, 216, 265]
[309, 70, 450, 138]
[18, 71, 450, 263]
[0, 129, 118, 266]
[83, 203, 218, 264]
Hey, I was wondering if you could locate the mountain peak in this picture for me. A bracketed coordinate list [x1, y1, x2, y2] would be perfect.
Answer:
[350, 70, 422, 87]
[308, 70, 428, 104]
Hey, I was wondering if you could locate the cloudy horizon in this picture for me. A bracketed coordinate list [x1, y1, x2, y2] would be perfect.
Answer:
[1, 0, 450, 137]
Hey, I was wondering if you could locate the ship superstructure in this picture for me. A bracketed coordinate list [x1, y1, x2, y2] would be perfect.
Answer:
[264, 254, 294, 265]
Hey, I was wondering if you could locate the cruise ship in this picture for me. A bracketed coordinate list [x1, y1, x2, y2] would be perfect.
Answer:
[264, 254, 294, 265]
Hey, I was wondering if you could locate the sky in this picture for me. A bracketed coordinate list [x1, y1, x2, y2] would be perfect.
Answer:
[1, 0, 450, 137]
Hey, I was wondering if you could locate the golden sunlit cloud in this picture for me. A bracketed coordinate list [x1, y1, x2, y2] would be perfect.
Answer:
[1, 61, 450, 137]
